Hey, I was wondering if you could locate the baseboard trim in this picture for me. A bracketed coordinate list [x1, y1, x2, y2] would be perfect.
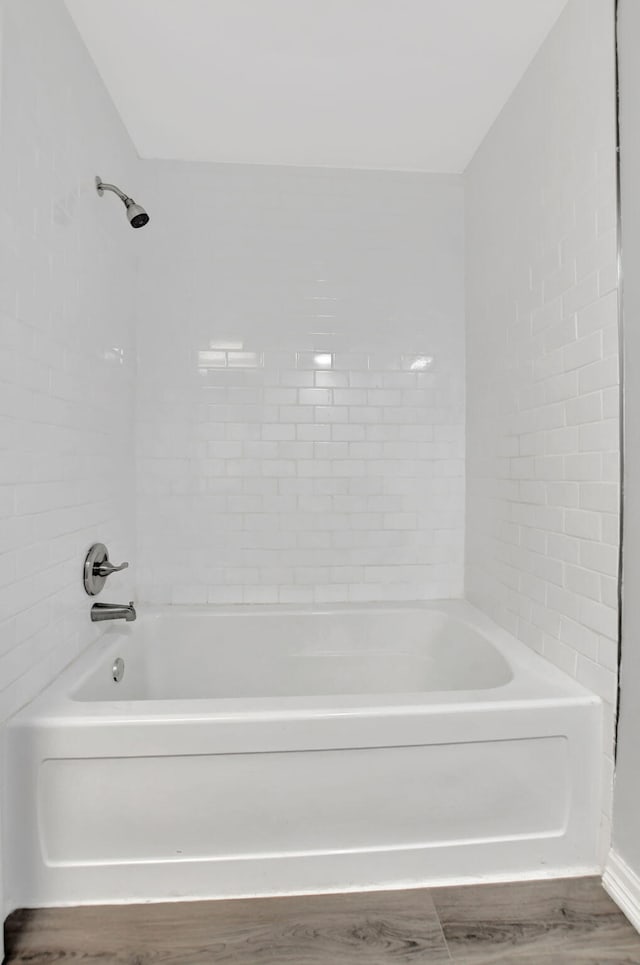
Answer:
[603, 850, 640, 934]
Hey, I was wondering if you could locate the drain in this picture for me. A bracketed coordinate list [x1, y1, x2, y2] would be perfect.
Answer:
[112, 657, 125, 683]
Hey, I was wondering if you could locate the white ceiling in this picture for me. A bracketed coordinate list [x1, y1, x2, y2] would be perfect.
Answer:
[65, 0, 569, 173]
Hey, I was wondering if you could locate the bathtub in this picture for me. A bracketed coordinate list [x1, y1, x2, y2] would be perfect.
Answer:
[3, 601, 602, 911]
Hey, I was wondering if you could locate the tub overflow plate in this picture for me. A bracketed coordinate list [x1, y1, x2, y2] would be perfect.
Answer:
[112, 658, 125, 683]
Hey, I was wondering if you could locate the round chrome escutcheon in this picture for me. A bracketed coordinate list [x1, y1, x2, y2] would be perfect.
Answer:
[112, 657, 125, 683]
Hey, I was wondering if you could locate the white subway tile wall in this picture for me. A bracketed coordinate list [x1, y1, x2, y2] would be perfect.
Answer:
[0, 0, 137, 724]
[465, 0, 618, 850]
[136, 165, 465, 605]
[0, 1, 622, 927]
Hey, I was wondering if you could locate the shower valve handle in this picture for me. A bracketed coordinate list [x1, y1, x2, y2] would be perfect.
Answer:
[84, 543, 130, 596]
[96, 560, 129, 578]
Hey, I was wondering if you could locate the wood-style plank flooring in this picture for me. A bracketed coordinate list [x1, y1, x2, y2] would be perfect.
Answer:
[5, 877, 640, 964]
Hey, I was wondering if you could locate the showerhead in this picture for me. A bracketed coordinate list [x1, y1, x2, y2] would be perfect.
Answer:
[95, 176, 150, 229]
[124, 200, 150, 229]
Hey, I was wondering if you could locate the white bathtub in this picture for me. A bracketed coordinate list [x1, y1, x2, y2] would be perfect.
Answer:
[3, 601, 602, 911]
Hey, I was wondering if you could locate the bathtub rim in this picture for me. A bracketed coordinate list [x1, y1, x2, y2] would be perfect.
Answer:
[8, 600, 601, 725]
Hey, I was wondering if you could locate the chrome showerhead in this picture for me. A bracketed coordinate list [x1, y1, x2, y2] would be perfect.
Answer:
[96, 176, 150, 229]
[124, 200, 150, 229]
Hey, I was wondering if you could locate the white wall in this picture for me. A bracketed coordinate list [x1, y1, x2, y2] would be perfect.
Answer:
[609, 0, 640, 897]
[136, 163, 465, 605]
[0, 0, 138, 928]
[465, 0, 618, 849]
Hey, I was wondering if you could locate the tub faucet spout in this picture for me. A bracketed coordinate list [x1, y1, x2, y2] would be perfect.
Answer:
[90, 601, 137, 623]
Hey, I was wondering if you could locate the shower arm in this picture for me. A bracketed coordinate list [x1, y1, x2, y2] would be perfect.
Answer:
[95, 177, 133, 204]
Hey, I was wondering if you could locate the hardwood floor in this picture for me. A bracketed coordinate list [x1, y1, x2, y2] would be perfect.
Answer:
[4, 878, 640, 964]
[432, 877, 640, 963]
